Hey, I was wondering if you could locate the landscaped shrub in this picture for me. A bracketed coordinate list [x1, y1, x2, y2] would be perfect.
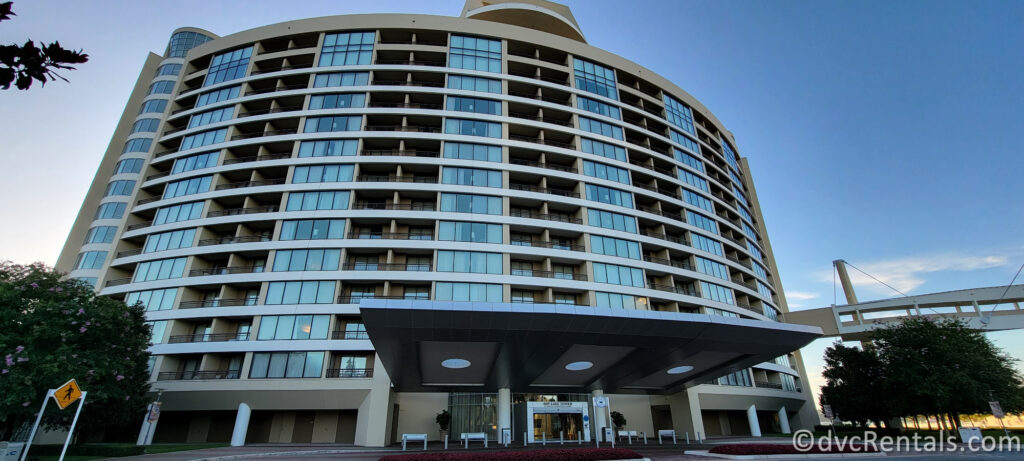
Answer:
[26, 443, 146, 458]
[380, 447, 642, 461]
[708, 443, 878, 455]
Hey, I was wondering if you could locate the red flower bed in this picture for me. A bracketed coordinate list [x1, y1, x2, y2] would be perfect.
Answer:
[708, 443, 878, 455]
[380, 447, 642, 461]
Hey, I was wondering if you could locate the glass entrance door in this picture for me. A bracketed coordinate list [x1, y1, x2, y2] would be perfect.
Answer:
[532, 413, 583, 440]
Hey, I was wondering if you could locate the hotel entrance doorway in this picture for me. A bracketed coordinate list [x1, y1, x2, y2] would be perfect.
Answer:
[533, 412, 584, 440]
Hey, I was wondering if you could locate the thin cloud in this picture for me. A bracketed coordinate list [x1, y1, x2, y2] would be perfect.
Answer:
[816, 253, 1009, 296]
[786, 291, 819, 301]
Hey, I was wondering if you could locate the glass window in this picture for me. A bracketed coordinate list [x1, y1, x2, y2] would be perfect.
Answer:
[280, 219, 345, 240]
[683, 190, 714, 213]
[590, 235, 641, 259]
[438, 221, 502, 243]
[687, 211, 718, 234]
[757, 281, 774, 300]
[292, 164, 354, 183]
[592, 262, 645, 288]
[138, 99, 167, 115]
[154, 201, 203, 225]
[155, 63, 181, 76]
[131, 118, 161, 133]
[94, 202, 127, 220]
[73, 251, 107, 270]
[205, 46, 253, 86]
[674, 148, 704, 173]
[298, 139, 358, 157]
[83, 226, 117, 244]
[737, 205, 754, 224]
[664, 94, 695, 135]
[444, 118, 501, 138]
[272, 249, 341, 271]
[104, 180, 136, 197]
[126, 288, 177, 311]
[249, 352, 324, 378]
[265, 281, 335, 304]
[442, 167, 502, 188]
[114, 158, 144, 175]
[446, 96, 501, 115]
[579, 116, 623, 140]
[320, 31, 375, 66]
[581, 138, 626, 163]
[188, 106, 233, 128]
[171, 152, 218, 174]
[573, 58, 617, 100]
[752, 263, 769, 280]
[122, 138, 152, 154]
[595, 291, 648, 310]
[748, 241, 764, 262]
[721, 137, 741, 174]
[449, 35, 501, 73]
[448, 74, 501, 93]
[147, 320, 167, 344]
[691, 233, 724, 256]
[679, 169, 709, 193]
[717, 369, 752, 387]
[303, 116, 361, 133]
[439, 193, 502, 215]
[309, 93, 366, 110]
[314, 71, 370, 87]
[443, 142, 501, 162]
[133, 257, 186, 282]
[165, 31, 212, 58]
[163, 176, 212, 199]
[582, 160, 630, 185]
[742, 222, 759, 241]
[143, 228, 196, 253]
[437, 251, 502, 274]
[180, 128, 227, 150]
[670, 130, 701, 156]
[435, 282, 502, 302]
[695, 256, 729, 280]
[257, 315, 330, 340]
[587, 209, 637, 233]
[285, 191, 350, 211]
[700, 280, 734, 304]
[196, 85, 241, 107]
[576, 95, 620, 119]
[585, 184, 633, 208]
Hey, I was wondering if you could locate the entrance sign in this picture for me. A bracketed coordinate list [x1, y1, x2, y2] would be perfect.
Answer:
[989, 401, 1005, 419]
[525, 401, 591, 443]
[53, 379, 82, 410]
[148, 402, 162, 423]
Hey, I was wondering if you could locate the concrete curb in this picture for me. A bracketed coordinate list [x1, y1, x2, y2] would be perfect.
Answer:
[683, 450, 886, 459]
[185, 448, 405, 460]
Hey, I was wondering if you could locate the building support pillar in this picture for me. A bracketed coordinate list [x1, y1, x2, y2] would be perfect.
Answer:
[497, 388, 511, 444]
[747, 404, 761, 437]
[230, 403, 251, 446]
[592, 389, 608, 442]
[778, 406, 791, 434]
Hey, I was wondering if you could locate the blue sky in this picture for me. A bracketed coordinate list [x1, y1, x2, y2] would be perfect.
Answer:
[0, 0, 1021, 411]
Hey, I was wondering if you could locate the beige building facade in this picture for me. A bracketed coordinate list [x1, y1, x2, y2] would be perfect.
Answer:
[57, 0, 821, 446]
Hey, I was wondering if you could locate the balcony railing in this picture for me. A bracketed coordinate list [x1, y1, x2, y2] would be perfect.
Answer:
[366, 102, 443, 110]
[179, 298, 256, 309]
[371, 80, 444, 88]
[506, 90, 570, 106]
[125, 221, 153, 232]
[637, 205, 684, 222]
[644, 255, 695, 272]
[331, 330, 370, 340]
[157, 370, 241, 381]
[188, 266, 264, 277]
[346, 232, 433, 240]
[214, 178, 286, 190]
[508, 112, 573, 127]
[377, 39, 447, 47]
[198, 235, 272, 246]
[207, 205, 278, 218]
[222, 153, 291, 165]
[510, 240, 584, 252]
[506, 70, 569, 86]
[168, 333, 250, 344]
[650, 283, 699, 297]
[363, 125, 441, 133]
[509, 183, 580, 198]
[506, 50, 568, 66]
[508, 210, 582, 224]
[373, 59, 446, 67]
[510, 269, 587, 281]
[242, 83, 309, 97]
[755, 381, 784, 390]
[509, 134, 575, 150]
[356, 175, 437, 184]
[136, 196, 162, 206]
[145, 171, 170, 181]
[508, 158, 578, 173]
[326, 368, 373, 378]
[353, 202, 435, 211]
[337, 295, 407, 304]
[250, 64, 313, 75]
[104, 277, 132, 287]
[360, 149, 439, 157]
[629, 160, 676, 177]
[342, 263, 431, 272]
[642, 231, 689, 247]
[115, 248, 143, 258]
[236, 106, 302, 118]
[229, 128, 298, 141]
[725, 254, 754, 269]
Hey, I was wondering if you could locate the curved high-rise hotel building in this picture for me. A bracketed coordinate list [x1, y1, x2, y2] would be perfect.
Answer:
[57, 0, 822, 446]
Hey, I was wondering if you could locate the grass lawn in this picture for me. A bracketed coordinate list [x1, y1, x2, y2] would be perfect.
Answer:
[26, 443, 228, 460]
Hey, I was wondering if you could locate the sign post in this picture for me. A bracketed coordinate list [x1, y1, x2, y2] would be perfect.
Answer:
[21, 379, 86, 461]
[990, 401, 1009, 438]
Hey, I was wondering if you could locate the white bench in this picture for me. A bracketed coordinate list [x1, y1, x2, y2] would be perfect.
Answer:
[402, 433, 427, 450]
[461, 432, 488, 448]
[658, 429, 677, 444]
[618, 430, 638, 444]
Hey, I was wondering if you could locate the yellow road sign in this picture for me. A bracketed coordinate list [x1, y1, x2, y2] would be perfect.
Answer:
[53, 379, 83, 410]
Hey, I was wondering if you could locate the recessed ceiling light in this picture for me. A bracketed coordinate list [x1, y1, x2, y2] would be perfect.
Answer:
[667, 365, 694, 375]
[565, 361, 593, 371]
[441, 358, 471, 369]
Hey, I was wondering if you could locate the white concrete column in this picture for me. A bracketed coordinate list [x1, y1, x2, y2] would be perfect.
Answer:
[231, 403, 251, 446]
[497, 388, 511, 444]
[746, 404, 761, 437]
[592, 389, 608, 442]
[778, 407, 791, 434]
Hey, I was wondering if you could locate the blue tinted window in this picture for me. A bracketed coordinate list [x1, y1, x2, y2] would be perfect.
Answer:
[590, 235, 640, 259]
[573, 58, 617, 100]
[576, 95, 620, 119]
[147, 80, 175, 95]
[442, 167, 502, 188]
[435, 282, 502, 302]
[313, 71, 370, 87]
[438, 221, 502, 243]
[748, 241, 763, 261]
[695, 256, 729, 280]
[286, 191, 350, 211]
[180, 128, 227, 150]
[320, 32, 374, 66]
[595, 291, 648, 309]
[752, 263, 768, 280]
[443, 142, 501, 162]
[593, 262, 644, 287]
[448, 74, 501, 93]
[585, 184, 633, 208]
[683, 190, 714, 213]
[133, 257, 186, 282]
[309, 93, 365, 110]
[83, 226, 118, 244]
[166, 31, 212, 58]
[292, 165, 354, 183]
[163, 176, 211, 199]
[674, 148, 704, 173]
[138, 99, 167, 115]
[74, 251, 107, 270]
[587, 209, 637, 233]
[156, 63, 181, 76]
[700, 281, 734, 304]
[449, 35, 501, 73]
[154, 202, 203, 225]
[579, 116, 623, 140]
[444, 118, 501, 138]
[273, 250, 341, 272]
[126, 288, 177, 311]
[196, 86, 240, 107]
[188, 106, 233, 128]
[581, 138, 626, 163]
[205, 47, 253, 86]
[687, 211, 718, 234]
[664, 95, 695, 135]
[114, 158, 144, 175]
[172, 151, 219, 174]
[123, 138, 152, 154]
[691, 234, 724, 256]
[721, 137, 741, 174]
[437, 251, 502, 274]
[679, 169, 709, 193]
[670, 130, 700, 155]
[303, 116, 361, 133]
[582, 160, 630, 185]
[447, 96, 501, 115]
[95, 202, 127, 220]
[132, 118, 161, 133]
[104, 180, 136, 197]
[265, 281, 336, 304]
[742, 222, 759, 241]
[280, 219, 345, 240]
[144, 228, 196, 253]
[298, 140, 358, 157]
[439, 193, 502, 215]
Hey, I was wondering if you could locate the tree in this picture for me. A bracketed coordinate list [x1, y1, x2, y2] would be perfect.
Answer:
[0, 262, 151, 441]
[819, 342, 891, 427]
[0, 2, 88, 90]
[610, 411, 627, 429]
